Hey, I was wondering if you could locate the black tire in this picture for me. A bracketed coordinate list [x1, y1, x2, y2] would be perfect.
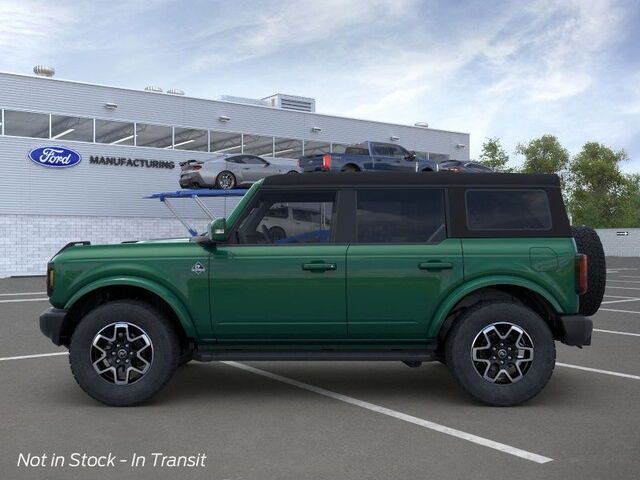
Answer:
[215, 171, 236, 190]
[268, 226, 287, 242]
[69, 300, 180, 406]
[341, 165, 359, 172]
[445, 301, 555, 406]
[287, 170, 299, 175]
[571, 226, 606, 316]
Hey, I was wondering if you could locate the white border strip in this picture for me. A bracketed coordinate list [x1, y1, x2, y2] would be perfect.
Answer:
[223, 361, 553, 464]
[0, 292, 47, 296]
[557, 363, 640, 381]
[0, 298, 49, 304]
[600, 308, 640, 314]
[0, 352, 68, 362]
[602, 298, 640, 305]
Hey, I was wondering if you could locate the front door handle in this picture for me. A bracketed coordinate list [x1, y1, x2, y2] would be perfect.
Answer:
[418, 261, 453, 271]
[302, 263, 337, 272]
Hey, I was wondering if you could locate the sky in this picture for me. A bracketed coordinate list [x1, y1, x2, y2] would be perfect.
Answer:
[1, 0, 639, 169]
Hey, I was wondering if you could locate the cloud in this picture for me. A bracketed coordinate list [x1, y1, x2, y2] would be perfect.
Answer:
[0, 0, 74, 64]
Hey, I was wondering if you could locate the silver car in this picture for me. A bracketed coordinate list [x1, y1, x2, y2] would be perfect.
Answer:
[179, 154, 302, 189]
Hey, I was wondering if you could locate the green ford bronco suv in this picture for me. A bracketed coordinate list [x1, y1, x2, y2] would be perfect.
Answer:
[40, 173, 605, 407]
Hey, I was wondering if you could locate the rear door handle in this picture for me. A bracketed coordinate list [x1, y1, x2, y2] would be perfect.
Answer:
[418, 261, 453, 271]
[302, 263, 337, 272]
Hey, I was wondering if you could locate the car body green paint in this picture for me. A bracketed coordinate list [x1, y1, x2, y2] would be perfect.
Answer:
[47, 178, 581, 348]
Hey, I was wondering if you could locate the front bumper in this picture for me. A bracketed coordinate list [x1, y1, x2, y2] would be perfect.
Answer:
[39, 308, 69, 346]
[558, 314, 593, 346]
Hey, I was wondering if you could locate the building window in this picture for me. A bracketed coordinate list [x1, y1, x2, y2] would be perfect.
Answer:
[95, 119, 135, 145]
[51, 115, 93, 142]
[173, 127, 208, 151]
[273, 137, 303, 158]
[331, 143, 349, 154]
[210, 131, 242, 154]
[243, 134, 274, 156]
[303, 140, 331, 156]
[136, 123, 173, 148]
[3, 110, 49, 138]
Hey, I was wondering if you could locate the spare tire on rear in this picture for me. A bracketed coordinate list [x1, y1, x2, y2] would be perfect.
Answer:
[571, 226, 606, 316]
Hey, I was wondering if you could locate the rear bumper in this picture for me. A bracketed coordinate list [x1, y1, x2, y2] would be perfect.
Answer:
[558, 314, 593, 346]
[179, 172, 207, 188]
[39, 308, 69, 346]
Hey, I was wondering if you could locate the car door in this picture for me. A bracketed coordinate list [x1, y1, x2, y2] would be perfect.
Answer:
[239, 155, 271, 183]
[210, 188, 348, 339]
[371, 143, 397, 171]
[346, 188, 464, 339]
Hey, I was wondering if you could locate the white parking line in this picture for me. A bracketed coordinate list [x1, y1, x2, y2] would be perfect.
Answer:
[0, 352, 68, 362]
[600, 308, 640, 315]
[606, 285, 640, 291]
[615, 275, 640, 279]
[0, 298, 49, 304]
[594, 328, 640, 338]
[601, 297, 640, 305]
[223, 361, 553, 464]
[557, 363, 640, 381]
[608, 279, 640, 284]
[0, 292, 47, 296]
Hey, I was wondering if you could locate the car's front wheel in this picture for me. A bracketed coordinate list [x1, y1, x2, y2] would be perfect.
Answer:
[445, 302, 555, 406]
[69, 300, 180, 406]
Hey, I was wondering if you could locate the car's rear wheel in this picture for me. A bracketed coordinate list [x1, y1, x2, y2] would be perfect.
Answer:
[571, 226, 606, 316]
[69, 300, 180, 406]
[268, 226, 287, 242]
[341, 165, 359, 172]
[215, 171, 236, 190]
[445, 301, 555, 406]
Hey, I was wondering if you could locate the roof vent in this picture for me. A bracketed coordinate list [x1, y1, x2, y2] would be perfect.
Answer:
[262, 94, 316, 112]
[144, 85, 163, 93]
[33, 65, 55, 77]
[167, 88, 185, 95]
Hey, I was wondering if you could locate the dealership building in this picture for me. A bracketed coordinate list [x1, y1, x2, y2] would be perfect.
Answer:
[0, 68, 470, 277]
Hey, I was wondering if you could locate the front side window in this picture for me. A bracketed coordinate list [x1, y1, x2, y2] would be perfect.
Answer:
[236, 191, 335, 244]
[356, 189, 446, 243]
[465, 189, 552, 231]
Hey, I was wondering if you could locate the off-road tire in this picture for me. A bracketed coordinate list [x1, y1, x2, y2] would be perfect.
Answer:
[341, 165, 359, 172]
[69, 300, 180, 406]
[445, 301, 555, 406]
[571, 225, 606, 316]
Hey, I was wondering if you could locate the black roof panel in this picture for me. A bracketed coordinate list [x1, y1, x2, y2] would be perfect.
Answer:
[263, 172, 561, 188]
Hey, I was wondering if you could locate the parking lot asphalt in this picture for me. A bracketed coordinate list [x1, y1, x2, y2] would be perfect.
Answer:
[1, 259, 639, 480]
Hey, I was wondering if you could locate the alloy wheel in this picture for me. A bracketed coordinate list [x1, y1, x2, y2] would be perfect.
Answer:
[470, 322, 534, 384]
[91, 322, 153, 385]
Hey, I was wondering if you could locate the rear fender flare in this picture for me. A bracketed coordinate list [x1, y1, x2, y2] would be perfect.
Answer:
[428, 276, 563, 338]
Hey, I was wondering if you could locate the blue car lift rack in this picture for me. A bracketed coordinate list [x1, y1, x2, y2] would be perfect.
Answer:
[146, 188, 249, 236]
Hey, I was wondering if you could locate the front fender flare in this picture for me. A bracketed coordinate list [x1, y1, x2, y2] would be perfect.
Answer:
[427, 276, 563, 338]
[64, 276, 197, 338]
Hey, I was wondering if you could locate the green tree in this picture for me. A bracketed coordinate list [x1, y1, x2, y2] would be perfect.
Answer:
[568, 142, 633, 227]
[478, 137, 512, 172]
[516, 134, 569, 176]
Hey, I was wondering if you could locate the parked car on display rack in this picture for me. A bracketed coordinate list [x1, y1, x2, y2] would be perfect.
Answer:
[179, 154, 302, 189]
[298, 141, 439, 173]
[40, 172, 605, 407]
[438, 160, 494, 173]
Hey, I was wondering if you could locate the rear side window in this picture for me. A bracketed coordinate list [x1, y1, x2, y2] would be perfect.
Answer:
[345, 147, 369, 156]
[356, 189, 446, 243]
[465, 189, 552, 231]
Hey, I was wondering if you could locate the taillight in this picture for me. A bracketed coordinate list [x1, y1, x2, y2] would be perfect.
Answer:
[450, 167, 462, 173]
[192, 164, 202, 171]
[47, 262, 55, 296]
[322, 154, 331, 170]
[576, 254, 588, 295]
[297, 159, 301, 168]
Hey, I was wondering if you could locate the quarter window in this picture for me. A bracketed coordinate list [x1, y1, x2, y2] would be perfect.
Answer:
[356, 189, 446, 243]
[236, 191, 335, 244]
[465, 190, 552, 231]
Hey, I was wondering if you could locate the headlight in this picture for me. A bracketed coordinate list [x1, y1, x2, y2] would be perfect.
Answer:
[47, 262, 55, 296]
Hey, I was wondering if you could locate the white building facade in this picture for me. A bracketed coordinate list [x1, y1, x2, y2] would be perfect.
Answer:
[0, 71, 470, 277]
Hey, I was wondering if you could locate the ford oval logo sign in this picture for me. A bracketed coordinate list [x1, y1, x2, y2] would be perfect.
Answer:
[28, 146, 82, 168]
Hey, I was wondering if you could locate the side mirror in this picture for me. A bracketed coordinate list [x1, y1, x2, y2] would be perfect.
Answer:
[209, 217, 227, 242]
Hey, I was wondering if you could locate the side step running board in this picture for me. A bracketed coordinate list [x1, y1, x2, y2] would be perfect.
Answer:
[192, 349, 436, 362]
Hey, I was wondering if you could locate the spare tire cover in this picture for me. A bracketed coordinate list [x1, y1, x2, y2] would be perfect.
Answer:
[571, 226, 606, 316]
